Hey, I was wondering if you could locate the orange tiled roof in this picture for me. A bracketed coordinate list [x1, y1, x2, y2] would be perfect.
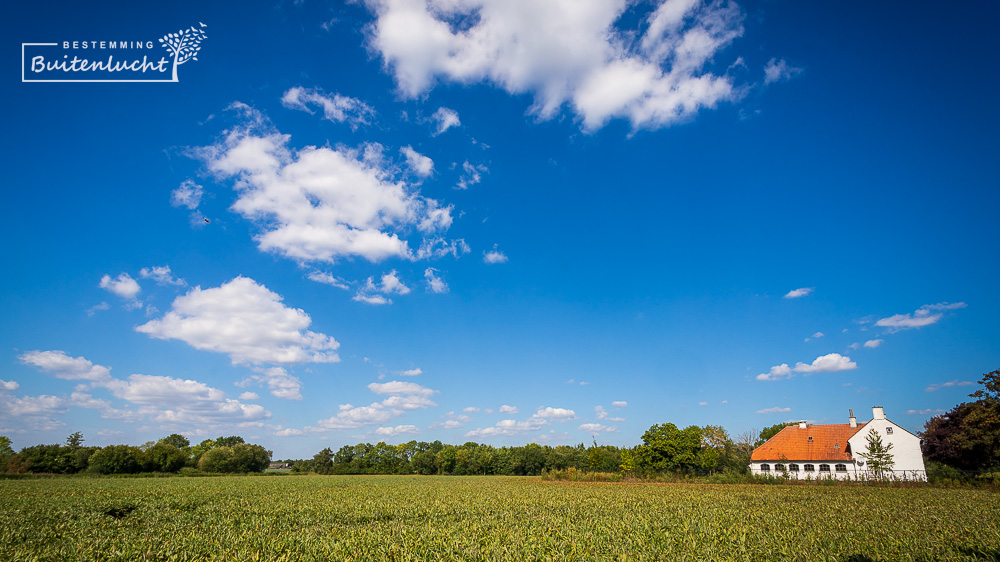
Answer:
[751, 424, 863, 462]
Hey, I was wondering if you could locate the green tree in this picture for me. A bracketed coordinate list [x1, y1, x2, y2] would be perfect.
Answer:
[18, 444, 75, 474]
[144, 443, 187, 472]
[858, 428, 895, 480]
[158, 434, 191, 450]
[313, 448, 334, 475]
[922, 368, 1000, 471]
[65, 432, 85, 449]
[635, 423, 702, 474]
[88, 445, 144, 474]
[198, 443, 271, 473]
[0, 436, 13, 457]
[214, 435, 246, 448]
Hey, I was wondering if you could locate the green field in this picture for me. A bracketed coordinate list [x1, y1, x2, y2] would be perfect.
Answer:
[2, 475, 998, 560]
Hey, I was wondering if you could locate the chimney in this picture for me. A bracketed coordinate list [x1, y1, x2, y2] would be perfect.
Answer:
[872, 406, 885, 420]
[849, 409, 857, 428]
[798, 421, 807, 429]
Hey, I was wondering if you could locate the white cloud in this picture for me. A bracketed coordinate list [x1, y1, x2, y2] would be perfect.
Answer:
[98, 374, 270, 425]
[763, 57, 803, 84]
[368, 381, 436, 397]
[611, 401, 627, 408]
[784, 287, 814, 299]
[139, 265, 186, 286]
[401, 146, 434, 177]
[19, 350, 112, 382]
[69, 392, 142, 422]
[400, 368, 423, 376]
[317, 403, 392, 429]
[364, 0, 745, 131]
[594, 405, 624, 422]
[100, 273, 141, 300]
[457, 161, 488, 190]
[0, 379, 19, 392]
[275, 428, 304, 436]
[863, 339, 884, 349]
[698, 401, 709, 406]
[578, 423, 619, 433]
[239, 367, 304, 400]
[171, 179, 203, 210]
[238, 391, 261, 400]
[136, 276, 340, 365]
[197, 105, 456, 264]
[499, 404, 518, 414]
[86, 302, 110, 316]
[756, 406, 791, 414]
[465, 405, 576, 438]
[876, 302, 966, 332]
[424, 268, 449, 294]
[431, 107, 461, 135]
[355, 270, 412, 304]
[794, 353, 857, 374]
[904, 409, 947, 415]
[375, 424, 420, 436]
[483, 244, 508, 264]
[281, 87, 375, 128]
[925, 380, 974, 392]
[307, 271, 350, 289]
[756, 353, 857, 381]
[462, 407, 480, 413]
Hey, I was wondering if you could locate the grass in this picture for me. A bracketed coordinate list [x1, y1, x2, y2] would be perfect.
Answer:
[2, 475, 998, 560]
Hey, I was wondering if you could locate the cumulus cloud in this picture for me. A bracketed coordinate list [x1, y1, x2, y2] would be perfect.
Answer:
[863, 339, 884, 349]
[19, 350, 112, 382]
[431, 107, 461, 135]
[364, 0, 746, 131]
[400, 368, 423, 376]
[756, 406, 791, 414]
[375, 424, 420, 436]
[424, 268, 448, 294]
[465, 405, 575, 437]
[238, 367, 304, 400]
[354, 270, 412, 304]
[313, 380, 437, 430]
[281, 87, 375, 128]
[457, 161, 488, 190]
[784, 287, 813, 299]
[100, 273, 141, 301]
[595, 405, 625, 422]
[196, 104, 457, 264]
[756, 353, 856, 381]
[0, 379, 19, 392]
[369, 380, 436, 397]
[307, 271, 350, 289]
[904, 408, 947, 415]
[97, 373, 269, 425]
[763, 57, 803, 84]
[139, 265, 186, 287]
[316, 403, 392, 429]
[925, 380, 974, 392]
[876, 302, 966, 332]
[578, 422, 619, 433]
[483, 244, 508, 264]
[499, 404, 518, 414]
[611, 401, 627, 408]
[171, 179, 203, 210]
[0, 393, 67, 430]
[136, 276, 340, 365]
[401, 146, 434, 178]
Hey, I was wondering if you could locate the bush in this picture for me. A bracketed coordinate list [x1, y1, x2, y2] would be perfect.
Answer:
[144, 443, 186, 473]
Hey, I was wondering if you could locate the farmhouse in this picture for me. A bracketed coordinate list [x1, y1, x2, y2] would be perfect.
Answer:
[750, 406, 927, 481]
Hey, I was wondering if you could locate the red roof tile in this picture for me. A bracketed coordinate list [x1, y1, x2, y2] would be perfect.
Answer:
[751, 424, 863, 462]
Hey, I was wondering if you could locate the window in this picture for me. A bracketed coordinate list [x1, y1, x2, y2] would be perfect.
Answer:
[775, 464, 786, 471]
[819, 464, 831, 472]
[804, 464, 815, 472]
[835, 464, 847, 472]
[789, 464, 799, 472]
[808, 436, 813, 442]
[760, 464, 770, 472]
[886, 427, 893, 434]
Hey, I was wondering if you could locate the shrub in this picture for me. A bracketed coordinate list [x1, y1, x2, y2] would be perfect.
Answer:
[88, 445, 144, 474]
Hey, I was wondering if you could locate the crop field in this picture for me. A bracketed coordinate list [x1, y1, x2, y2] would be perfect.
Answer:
[2, 475, 999, 560]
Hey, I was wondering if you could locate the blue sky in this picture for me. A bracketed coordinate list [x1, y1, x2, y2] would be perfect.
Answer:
[3, 0, 998, 458]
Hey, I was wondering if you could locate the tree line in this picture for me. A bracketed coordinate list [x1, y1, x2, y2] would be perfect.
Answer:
[0, 433, 271, 475]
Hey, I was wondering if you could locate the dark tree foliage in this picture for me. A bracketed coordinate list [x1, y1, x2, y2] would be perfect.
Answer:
[635, 423, 703, 474]
[18, 444, 77, 474]
[213, 435, 246, 448]
[922, 368, 1000, 472]
[198, 443, 271, 473]
[88, 445, 144, 474]
[313, 448, 334, 475]
[144, 443, 187, 472]
[158, 434, 191, 450]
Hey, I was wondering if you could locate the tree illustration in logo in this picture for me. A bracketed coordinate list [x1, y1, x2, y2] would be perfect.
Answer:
[159, 23, 207, 82]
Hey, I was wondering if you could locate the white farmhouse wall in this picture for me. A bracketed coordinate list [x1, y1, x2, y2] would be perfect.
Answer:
[848, 408, 927, 481]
